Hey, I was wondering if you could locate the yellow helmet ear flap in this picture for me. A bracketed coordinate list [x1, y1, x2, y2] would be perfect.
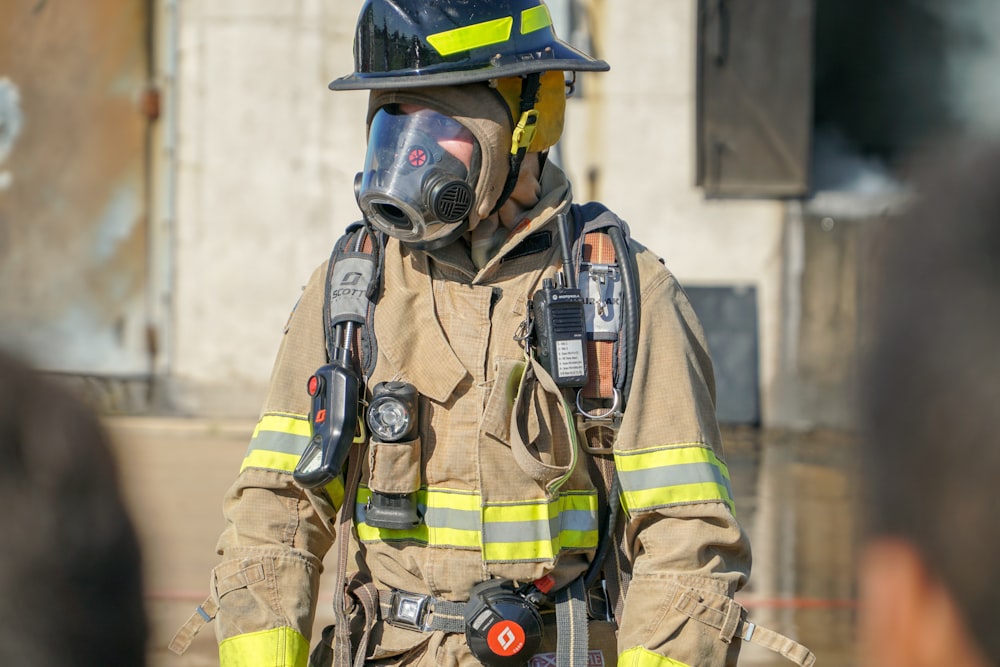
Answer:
[495, 70, 566, 153]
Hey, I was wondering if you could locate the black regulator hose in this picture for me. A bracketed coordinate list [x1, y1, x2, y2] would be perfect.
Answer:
[607, 225, 639, 406]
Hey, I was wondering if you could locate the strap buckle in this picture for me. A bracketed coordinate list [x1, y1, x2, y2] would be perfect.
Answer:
[586, 579, 613, 623]
[576, 387, 621, 422]
[387, 590, 433, 632]
[510, 109, 539, 155]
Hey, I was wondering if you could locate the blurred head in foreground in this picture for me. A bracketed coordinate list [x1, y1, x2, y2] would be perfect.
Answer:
[859, 143, 1000, 667]
[0, 351, 147, 666]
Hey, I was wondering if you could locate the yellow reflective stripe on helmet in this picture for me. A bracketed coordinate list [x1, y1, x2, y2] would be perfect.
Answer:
[520, 5, 552, 34]
[426, 17, 514, 56]
[615, 444, 736, 515]
[354, 487, 598, 561]
[618, 646, 692, 667]
[218, 626, 309, 667]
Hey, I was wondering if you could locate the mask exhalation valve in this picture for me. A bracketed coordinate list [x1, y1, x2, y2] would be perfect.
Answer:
[428, 176, 473, 223]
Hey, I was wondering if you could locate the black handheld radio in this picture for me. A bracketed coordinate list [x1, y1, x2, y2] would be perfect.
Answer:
[529, 212, 588, 387]
[292, 359, 360, 488]
[293, 317, 362, 489]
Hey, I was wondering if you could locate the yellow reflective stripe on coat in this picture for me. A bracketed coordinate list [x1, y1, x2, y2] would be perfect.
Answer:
[354, 487, 599, 561]
[240, 413, 345, 509]
[218, 626, 309, 667]
[615, 444, 735, 515]
[355, 487, 482, 548]
[618, 646, 692, 667]
[482, 491, 598, 561]
[426, 16, 513, 56]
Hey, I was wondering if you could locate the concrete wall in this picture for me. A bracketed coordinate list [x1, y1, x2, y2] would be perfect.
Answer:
[158, 0, 797, 423]
[163, 0, 371, 415]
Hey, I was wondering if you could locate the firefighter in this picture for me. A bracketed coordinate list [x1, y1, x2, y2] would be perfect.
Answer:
[170, 1, 792, 665]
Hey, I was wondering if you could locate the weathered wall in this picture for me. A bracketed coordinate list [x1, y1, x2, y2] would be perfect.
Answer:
[0, 1, 151, 377]
[165, 0, 370, 414]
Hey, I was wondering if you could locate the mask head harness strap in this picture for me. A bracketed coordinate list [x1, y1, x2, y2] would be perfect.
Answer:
[491, 72, 542, 215]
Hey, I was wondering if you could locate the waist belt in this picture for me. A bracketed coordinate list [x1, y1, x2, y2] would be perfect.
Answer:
[377, 589, 465, 633]
[378, 579, 612, 634]
[379, 578, 593, 667]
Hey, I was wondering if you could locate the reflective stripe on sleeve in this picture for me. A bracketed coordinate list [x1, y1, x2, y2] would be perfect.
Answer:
[615, 444, 736, 515]
[354, 487, 599, 562]
[218, 626, 309, 667]
[241, 414, 311, 469]
[239, 413, 345, 509]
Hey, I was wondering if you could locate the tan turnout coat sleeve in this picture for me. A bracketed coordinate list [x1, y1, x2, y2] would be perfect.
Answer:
[612, 246, 751, 665]
[210, 262, 338, 661]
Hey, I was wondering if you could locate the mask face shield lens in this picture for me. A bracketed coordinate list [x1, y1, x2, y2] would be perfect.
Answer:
[358, 106, 480, 245]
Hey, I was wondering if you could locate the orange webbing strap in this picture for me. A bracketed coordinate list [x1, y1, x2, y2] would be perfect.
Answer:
[581, 232, 617, 402]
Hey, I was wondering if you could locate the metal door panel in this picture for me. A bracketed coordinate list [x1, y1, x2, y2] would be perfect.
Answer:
[0, 1, 150, 374]
[686, 285, 760, 425]
[696, 0, 814, 198]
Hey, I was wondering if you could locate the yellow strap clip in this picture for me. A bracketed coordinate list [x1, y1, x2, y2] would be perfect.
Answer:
[510, 109, 539, 155]
[354, 409, 367, 444]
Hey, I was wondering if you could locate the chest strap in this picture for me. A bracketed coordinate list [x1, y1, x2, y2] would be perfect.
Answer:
[580, 230, 619, 405]
[570, 203, 639, 435]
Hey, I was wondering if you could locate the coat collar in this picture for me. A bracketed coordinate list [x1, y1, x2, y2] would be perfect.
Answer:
[375, 243, 468, 403]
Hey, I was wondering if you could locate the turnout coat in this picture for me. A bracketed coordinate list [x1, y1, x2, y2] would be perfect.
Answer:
[196, 164, 751, 666]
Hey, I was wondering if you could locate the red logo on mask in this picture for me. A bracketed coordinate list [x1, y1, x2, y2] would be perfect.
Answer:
[408, 147, 429, 168]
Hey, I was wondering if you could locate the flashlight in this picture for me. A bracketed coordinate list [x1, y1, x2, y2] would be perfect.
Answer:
[364, 381, 421, 530]
[367, 381, 418, 442]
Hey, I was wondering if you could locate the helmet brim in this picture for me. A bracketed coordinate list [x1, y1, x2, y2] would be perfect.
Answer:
[329, 40, 609, 91]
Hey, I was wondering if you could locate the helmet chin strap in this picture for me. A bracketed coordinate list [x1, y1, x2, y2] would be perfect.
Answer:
[491, 72, 542, 215]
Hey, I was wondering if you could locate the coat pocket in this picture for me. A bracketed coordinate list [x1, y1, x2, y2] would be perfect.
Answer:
[211, 554, 319, 642]
[368, 437, 421, 495]
[618, 576, 736, 666]
[481, 357, 525, 445]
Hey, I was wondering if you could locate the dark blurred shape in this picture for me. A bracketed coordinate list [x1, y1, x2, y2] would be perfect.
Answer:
[0, 350, 147, 666]
[860, 141, 1000, 666]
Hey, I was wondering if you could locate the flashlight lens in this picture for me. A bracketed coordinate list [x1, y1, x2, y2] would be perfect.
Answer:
[368, 396, 412, 441]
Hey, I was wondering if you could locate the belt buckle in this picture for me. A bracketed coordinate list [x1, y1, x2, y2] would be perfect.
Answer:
[586, 579, 613, 623]
[389, 590, 432, 632]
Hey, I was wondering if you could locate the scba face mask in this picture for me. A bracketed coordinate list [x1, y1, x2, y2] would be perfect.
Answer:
[357, 106, 482, 249]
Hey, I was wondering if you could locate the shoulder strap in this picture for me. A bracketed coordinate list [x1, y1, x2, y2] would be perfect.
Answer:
[568, 203, 640, 625]
[321, 224, 387, 667]
[569, 203, 640, 426]
[323, 223, 385, 377]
